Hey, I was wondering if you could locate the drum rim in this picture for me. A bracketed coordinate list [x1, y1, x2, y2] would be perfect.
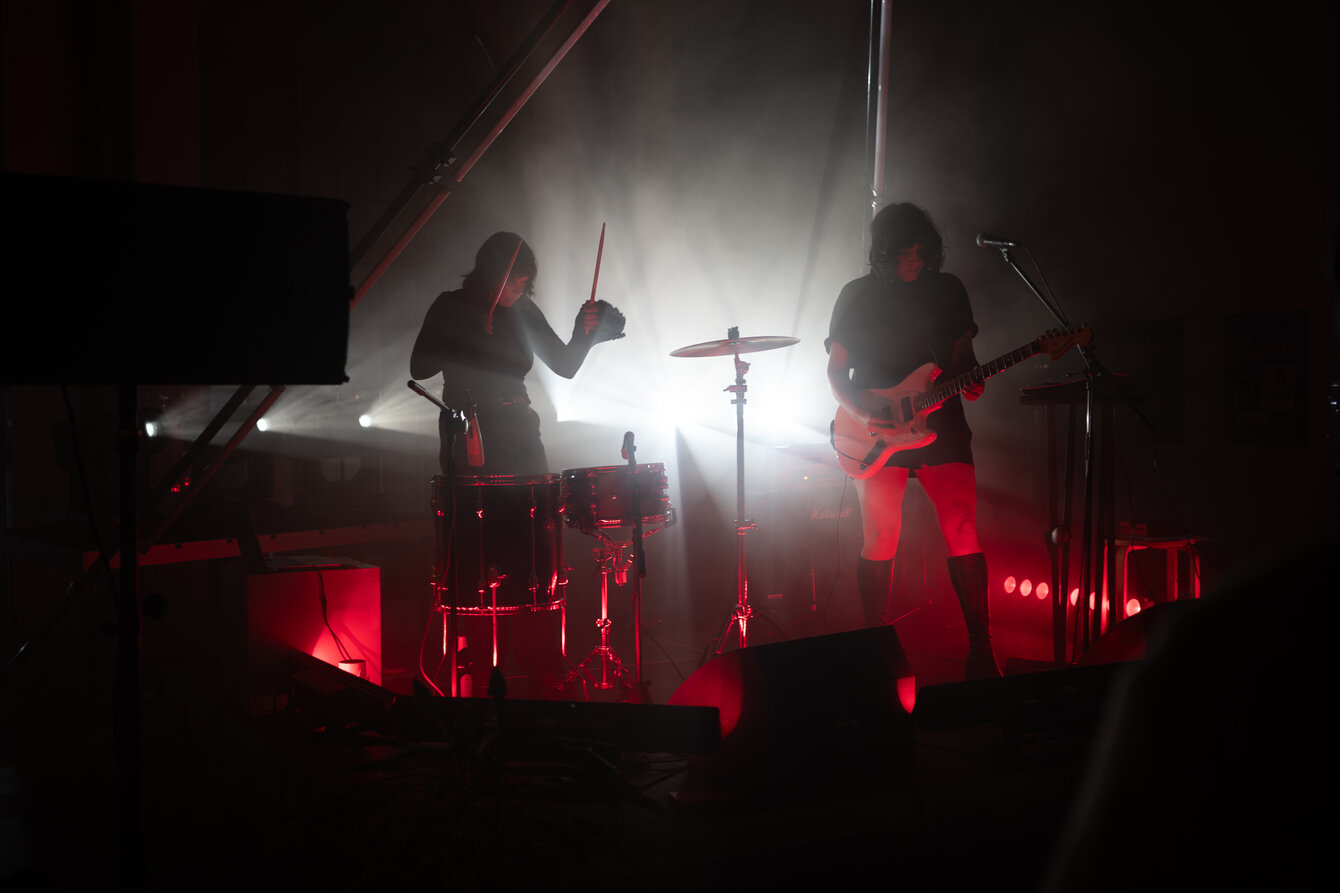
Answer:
[560, 463, 665, 476]
[435, 599, 566, 615]
[587, 513, 671, 529]
[449, 472, 561, 486]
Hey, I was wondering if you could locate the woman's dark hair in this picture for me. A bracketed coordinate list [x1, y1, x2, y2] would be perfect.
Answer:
[464, 231, 537, 298]
[869, 203, 945, 280]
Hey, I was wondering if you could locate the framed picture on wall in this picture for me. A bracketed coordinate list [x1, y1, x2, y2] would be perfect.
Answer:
[1225, 310, 1307, 446]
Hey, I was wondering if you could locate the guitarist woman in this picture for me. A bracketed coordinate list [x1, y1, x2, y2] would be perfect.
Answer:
[411, 231, 625, 475]
[826, 203, 1002, 679]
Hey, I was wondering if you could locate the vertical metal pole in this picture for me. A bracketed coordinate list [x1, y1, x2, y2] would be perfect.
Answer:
[1060, 405, 1078, 662]
[116, 384, 144, 888]
[599, 564, 612, 689]
[1081, 382, 1097, 649]
[1101, 403, 1118, 632]
[728, 328, 753, 650]
[867, 0, 893, 221]
[1045, 404, 1064, 666]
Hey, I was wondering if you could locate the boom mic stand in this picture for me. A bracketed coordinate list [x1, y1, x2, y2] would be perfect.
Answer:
[982, 243, 1152, 660]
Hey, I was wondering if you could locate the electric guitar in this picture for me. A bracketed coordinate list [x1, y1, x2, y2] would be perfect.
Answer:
[831, 326, 1092, 479]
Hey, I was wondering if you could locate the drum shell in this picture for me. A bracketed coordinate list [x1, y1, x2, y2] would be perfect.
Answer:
[560, 463, 671, 533]
[432, 474, 564, 613]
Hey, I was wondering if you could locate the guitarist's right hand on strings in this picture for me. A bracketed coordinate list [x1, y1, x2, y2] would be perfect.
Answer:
[827, 340, 890, 422]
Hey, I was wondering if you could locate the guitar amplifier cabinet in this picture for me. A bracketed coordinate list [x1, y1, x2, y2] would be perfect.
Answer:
[748, 448, 864, 636]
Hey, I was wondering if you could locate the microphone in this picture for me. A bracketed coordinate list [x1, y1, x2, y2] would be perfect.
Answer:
[976, 234, 1021, 249]
[621, 431, 635, 461]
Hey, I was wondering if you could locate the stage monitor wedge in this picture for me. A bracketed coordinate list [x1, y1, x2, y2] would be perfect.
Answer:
[669, 625, 916, 798]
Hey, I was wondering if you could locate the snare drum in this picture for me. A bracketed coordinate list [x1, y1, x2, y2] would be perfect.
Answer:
[432, 474, 565, 613]
[560, 463, 673, 534]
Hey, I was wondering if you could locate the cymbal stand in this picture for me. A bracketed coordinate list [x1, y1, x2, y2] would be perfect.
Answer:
[713, 327, 758, 653]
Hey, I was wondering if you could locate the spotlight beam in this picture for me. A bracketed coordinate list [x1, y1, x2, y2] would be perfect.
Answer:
[145, 385, 256, 508]
[141, 385, 285, 551]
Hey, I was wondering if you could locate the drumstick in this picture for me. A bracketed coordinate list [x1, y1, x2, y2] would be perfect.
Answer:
[583, 222, 604, 335]
[485, 235, 524, 334]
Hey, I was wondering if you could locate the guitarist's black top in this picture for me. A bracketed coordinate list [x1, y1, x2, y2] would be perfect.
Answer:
[827, 271, 978, 469]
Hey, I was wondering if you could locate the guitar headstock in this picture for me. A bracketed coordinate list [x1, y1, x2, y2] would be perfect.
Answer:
[1035, 326, 1092, 361]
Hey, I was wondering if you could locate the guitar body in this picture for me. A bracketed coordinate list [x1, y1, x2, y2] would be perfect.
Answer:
[829, 326, 1091, 481]
[831, 362, 943, 480]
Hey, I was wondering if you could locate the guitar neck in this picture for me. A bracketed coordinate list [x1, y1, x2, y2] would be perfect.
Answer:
[914, 341, 1042, 410]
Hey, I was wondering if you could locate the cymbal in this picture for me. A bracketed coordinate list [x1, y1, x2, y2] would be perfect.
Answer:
[669, 335, 799, 358]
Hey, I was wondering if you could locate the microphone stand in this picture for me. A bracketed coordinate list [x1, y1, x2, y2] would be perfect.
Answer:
[985, 247, 1152, 660]
[408, 380, 468, 696]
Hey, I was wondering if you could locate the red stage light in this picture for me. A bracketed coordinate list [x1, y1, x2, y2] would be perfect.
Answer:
[1069, 587, 1080, 607]
[1003, 575, 1017, 594]
[1036, 582, 1050, 600]
[1020, 579, 1033, 597]
[1125, 598, 1143, 618]
[897, 676, 917, 714]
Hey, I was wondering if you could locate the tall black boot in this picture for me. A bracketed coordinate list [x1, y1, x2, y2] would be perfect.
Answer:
[857, 556, 893, 628]
[947, 552, 1002, 679]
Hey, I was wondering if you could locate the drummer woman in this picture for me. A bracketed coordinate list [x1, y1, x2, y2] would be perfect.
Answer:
[411, 231, 625, 475]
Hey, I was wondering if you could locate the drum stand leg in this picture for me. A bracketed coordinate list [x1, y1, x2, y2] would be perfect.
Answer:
[711, 519, 758, 653]
[485, 568, 504, 678]
[563, 538, 633, 694]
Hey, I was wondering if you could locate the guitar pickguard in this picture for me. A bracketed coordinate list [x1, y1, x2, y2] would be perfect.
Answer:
[831, 363, 941, 479]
